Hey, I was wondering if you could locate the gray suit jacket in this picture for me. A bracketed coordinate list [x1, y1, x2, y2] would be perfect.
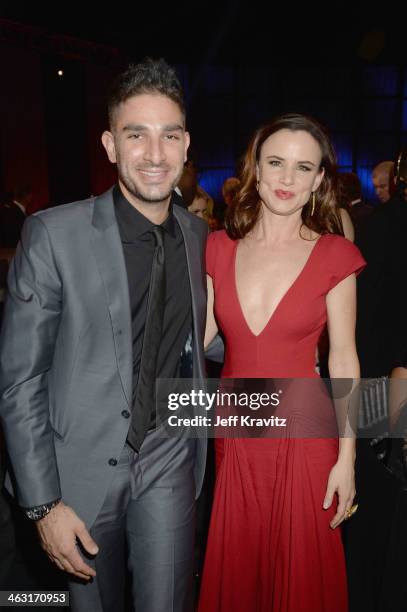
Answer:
[0, 188, 208, 528]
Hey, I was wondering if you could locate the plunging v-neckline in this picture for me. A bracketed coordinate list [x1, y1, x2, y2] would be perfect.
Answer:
[233, 235, 324, 338]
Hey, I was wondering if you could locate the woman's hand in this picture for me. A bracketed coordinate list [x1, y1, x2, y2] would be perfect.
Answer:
[323, 457, 356, 529]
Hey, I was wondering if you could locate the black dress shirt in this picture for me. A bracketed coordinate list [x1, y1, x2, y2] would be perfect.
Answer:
[113, 185, 192, 439]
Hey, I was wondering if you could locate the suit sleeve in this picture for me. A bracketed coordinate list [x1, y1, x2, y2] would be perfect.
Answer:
[204, 334, 225, 363]
[0, 216, 62, 507]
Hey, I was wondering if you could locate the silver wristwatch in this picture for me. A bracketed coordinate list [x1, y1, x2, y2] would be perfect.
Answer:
[25, 499, 61, 521]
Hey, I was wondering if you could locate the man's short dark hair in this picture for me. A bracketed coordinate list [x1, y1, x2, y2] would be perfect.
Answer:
[108, 58, 185, 128]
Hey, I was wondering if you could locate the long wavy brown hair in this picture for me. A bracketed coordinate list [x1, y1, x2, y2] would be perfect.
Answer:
[225, 113, 344, 240]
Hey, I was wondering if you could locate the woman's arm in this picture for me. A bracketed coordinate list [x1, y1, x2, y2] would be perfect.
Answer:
[204, 275, 218, 349]
[324, 273, 359, 527]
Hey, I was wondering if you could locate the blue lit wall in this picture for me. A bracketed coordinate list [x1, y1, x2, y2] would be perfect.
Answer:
[198, 169, 236, 201]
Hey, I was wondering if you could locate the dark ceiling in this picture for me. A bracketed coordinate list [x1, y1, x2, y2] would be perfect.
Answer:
[0, 1, 405, 66]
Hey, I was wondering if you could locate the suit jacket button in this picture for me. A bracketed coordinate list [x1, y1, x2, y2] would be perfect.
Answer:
[121, 410, 130, 419]
[108, 458, 117, 466]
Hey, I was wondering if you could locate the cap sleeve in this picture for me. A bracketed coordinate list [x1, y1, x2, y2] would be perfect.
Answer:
[327, 235, 366, 290]
[205, 231, 220, 279]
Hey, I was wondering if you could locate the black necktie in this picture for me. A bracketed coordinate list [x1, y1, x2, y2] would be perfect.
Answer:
[127, 225, 166, 450]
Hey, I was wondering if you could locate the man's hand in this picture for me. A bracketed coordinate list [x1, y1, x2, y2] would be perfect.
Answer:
[35, 501, 99, 580]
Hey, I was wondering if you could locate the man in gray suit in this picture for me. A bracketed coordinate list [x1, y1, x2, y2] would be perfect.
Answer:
[0, 59, 209, 611]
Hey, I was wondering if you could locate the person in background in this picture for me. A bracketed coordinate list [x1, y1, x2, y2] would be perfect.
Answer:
[188, 185, 216, 228]
[212, 176, 241, 228]
[176, 159, 198, 208]
[345, 149, 407, 612]
[222, 176, 241, 207]
[371, 161, 394, 204]
[356, 150, 407, 377]
[338, 206, 355, 242]
[0, 185, 31, 248]
[188, 186, 210, 219]
[337, 172, 372, 235]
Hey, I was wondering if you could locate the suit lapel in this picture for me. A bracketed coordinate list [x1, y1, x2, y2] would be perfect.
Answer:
[90, 188, 133, 406]
[173, 206, 206, 377]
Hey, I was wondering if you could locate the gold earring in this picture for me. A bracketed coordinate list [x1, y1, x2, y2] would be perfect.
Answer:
[311, 192, 316, 216]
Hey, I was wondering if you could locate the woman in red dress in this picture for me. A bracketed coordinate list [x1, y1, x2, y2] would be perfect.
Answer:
[199, 114, 366, 612]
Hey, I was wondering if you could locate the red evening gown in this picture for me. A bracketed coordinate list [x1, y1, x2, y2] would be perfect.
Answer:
[198, 230, 366, 612]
